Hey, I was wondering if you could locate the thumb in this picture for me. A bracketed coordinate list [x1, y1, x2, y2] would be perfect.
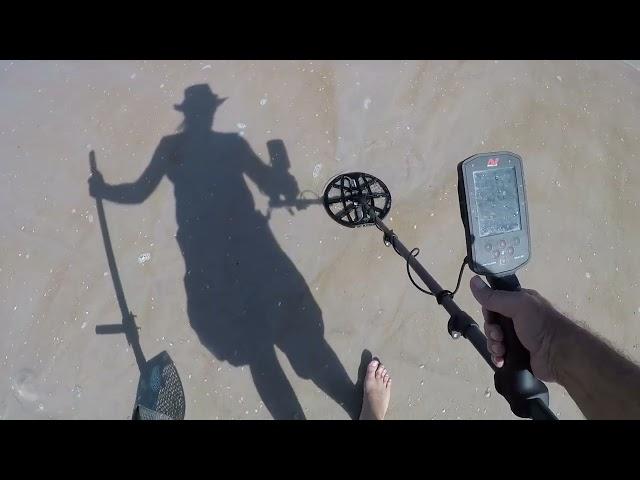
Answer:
[470, 275, 522, 318]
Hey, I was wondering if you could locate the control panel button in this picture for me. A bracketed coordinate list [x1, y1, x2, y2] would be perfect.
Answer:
[493, 250, 500, 259]
[513, 237, 520, 246]
[485, 243, 492, 251]
[507, 246, 514, 256]
[499, 257, 506, 265]
[499, 240, 507, 248]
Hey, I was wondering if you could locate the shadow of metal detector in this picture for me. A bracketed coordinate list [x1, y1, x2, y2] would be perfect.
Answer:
[264, 139, 324, 216]
[90, 151, 186, 420]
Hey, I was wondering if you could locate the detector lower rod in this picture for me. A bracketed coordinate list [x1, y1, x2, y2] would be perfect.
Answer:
[372, 214, 495, 370]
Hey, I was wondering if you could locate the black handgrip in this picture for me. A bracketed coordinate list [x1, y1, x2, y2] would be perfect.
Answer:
[486, 275, 531, 372]
[486, 274, 549, 418]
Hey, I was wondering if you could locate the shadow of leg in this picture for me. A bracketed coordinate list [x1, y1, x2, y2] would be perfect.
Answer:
[250, 346, 306, 420]
[353, 349, 373, 418]
[283, 337, 358, 419]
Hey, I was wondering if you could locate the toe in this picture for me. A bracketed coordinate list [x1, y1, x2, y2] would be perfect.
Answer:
[367, 360, 379, 376]
[376, 364, 384, 379]
[383, 373, 390, 384]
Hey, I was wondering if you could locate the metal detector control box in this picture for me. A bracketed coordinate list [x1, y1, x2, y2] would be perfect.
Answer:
[457, 152, 531, 277]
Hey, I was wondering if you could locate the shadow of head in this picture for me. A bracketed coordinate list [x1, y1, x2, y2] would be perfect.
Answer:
[174, 84, 227, 132]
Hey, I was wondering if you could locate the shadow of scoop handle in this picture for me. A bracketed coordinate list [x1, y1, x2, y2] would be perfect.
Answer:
[95, 324, 125, 335]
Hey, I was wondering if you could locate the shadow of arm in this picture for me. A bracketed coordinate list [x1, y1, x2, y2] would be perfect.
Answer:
[99, 138, 169, 204]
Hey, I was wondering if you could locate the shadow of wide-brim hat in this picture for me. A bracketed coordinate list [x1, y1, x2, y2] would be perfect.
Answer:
[174, 84, 227, 112]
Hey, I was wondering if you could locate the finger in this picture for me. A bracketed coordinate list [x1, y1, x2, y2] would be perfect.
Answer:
[470, 276, 523, 318]
[481, 306, 491, 324]
[492, 355, 505, 368]
[489, 341, 505, 357]
[484, 321, 504, 341]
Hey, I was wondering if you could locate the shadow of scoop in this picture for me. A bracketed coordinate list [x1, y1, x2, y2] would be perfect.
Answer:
[91, 151, 186, 420]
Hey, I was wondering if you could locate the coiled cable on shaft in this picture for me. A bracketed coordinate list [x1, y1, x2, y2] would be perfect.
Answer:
[376, 223, 468, 304]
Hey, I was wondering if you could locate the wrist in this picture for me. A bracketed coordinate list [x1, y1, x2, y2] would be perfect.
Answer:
[547, 311, 576, 385]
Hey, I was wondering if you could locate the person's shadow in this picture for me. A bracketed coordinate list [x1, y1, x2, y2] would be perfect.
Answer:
[89, 84, 359, 419]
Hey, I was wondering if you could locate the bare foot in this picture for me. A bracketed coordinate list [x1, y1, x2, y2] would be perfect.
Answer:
[359, 359, 391, 420]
